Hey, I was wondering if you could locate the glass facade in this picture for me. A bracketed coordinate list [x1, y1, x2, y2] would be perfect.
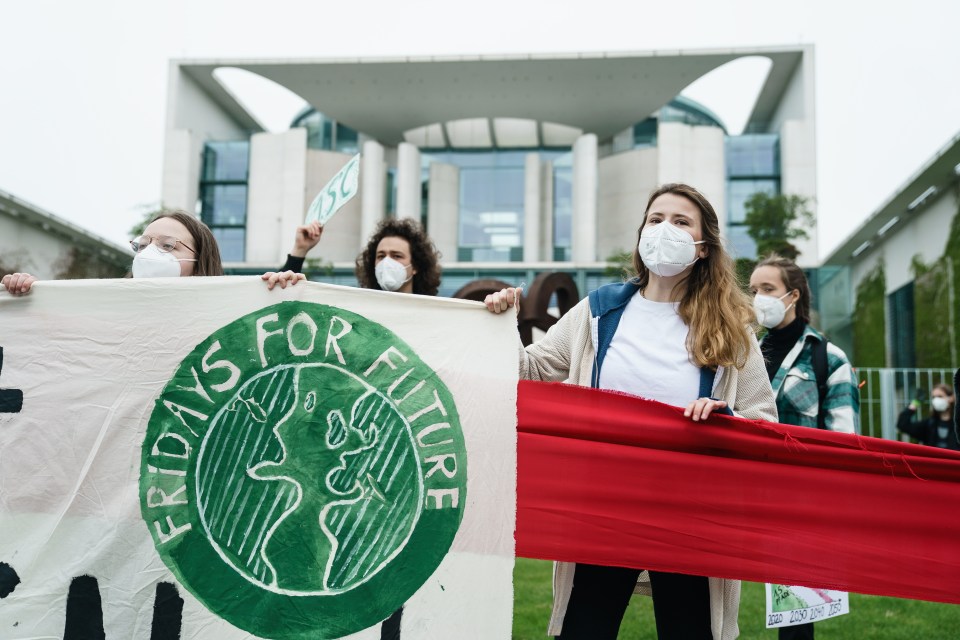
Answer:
[200, 141, 249, 262]
[553, 153, 573, 261]
[815, 265, 855, 357]
[421, 149, 570, 263]
[632, 118, 658, 148]
[657, 96, 727, 131]
[725, 133, 781, 259]
[888, 283, 916, 368]
[291, 108, 361, 154]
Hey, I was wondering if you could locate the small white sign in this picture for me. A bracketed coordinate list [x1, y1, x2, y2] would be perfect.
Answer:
[765, 584, 850, 628]
[305, 153, 361, 224]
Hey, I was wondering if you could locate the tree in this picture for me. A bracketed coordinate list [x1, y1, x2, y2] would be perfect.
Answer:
[129, 202, 166, 238]
[743, 192, 815, 260]
[604, 249, 635, 281]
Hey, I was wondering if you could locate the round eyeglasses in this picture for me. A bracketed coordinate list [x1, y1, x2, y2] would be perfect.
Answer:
[130, 235, 196, 254]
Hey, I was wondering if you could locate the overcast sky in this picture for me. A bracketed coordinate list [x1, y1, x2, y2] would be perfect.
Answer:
[1, 0, 958, 259]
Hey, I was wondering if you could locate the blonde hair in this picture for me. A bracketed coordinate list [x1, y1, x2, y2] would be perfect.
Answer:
[631, 183, 755, 369]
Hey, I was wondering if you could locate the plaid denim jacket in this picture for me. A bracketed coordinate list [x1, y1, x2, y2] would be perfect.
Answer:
[765, 325, 860, 433]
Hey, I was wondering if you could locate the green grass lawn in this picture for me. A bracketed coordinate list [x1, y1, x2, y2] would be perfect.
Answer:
[513, 558, 960, 639]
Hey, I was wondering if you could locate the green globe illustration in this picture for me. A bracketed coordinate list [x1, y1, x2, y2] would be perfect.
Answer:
[195, 363, 423, 595]
[141, 302, 467, 639]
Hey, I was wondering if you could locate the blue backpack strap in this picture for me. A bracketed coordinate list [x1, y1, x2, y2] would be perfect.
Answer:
[698, 367, 716, 398]
[699, 367, 733, 416]
[588, 283, 639, 388]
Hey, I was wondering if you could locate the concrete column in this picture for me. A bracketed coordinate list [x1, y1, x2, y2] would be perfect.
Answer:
[427, 162, 460, 263]
[396, 142, 422, 221]
[160, 128, 204, 213]
[523, 153, 541, 262]
[246, 128, 308, 264]
[540, 160, 555, 261]
[571, 134, 598, 263]
[780, 119, 818, 266]
[361, 140, 386, 244]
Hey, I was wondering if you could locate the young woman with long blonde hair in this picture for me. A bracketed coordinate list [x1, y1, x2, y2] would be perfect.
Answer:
[486, 183, 777, 640]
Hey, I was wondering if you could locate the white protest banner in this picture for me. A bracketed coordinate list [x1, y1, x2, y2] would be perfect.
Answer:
[0, 277, 517, 639]
[765, 583, 850, 628]
[306, 153, 361, 225]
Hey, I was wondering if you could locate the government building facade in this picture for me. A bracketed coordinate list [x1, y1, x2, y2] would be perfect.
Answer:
[160, 46, 817, 295]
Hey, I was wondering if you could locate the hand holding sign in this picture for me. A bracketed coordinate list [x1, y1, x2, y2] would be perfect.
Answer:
[305, 153, 360, 225]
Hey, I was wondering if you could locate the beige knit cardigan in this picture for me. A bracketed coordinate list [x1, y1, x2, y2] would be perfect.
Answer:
[518, 296, 778, 639]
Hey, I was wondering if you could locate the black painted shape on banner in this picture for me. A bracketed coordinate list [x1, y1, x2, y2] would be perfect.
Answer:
[63, 575, 106, 640]
[380, 605, 403, 640]
[0, 562, 20, 598]
[150, 581, 184, 640]
[0, 347, 24, 413]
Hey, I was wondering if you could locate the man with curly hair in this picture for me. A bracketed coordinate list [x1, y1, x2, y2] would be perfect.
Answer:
[263, 218, 442, 297]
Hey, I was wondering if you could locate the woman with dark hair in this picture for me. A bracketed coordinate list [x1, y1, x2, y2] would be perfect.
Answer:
[485, 183, 777, 640]
[264, 218, 442, 296]
[749, 253, 859, 640]
[897, 383, 957, 449]
[2, 210, 223, 295]
[749, 254, 859, 434]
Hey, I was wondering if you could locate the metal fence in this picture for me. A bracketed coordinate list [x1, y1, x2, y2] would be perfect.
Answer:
[855, 368, 956, 440]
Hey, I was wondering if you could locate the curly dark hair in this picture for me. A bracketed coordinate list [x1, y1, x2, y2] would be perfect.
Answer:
[355, 218, 442, 296]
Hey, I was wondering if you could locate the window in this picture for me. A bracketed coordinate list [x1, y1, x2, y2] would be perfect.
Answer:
[200, 141, 249, 262]
[727, 178, 778, 224]
[725, 133, 781, 259]
[291, 108, 361, 153]
[553, 154, 573, 260]
[726, 134, 780, 177]
[888, 283, 915, 368]
[420, 148, 571, 263]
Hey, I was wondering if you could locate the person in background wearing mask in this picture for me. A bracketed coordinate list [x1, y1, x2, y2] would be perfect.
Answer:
[1, 210, 223, 295]
[897, 383, 957, 450]
[485, 183, 777, 640]
[263, 218, 441, 296]
[748, 253, 859, 640]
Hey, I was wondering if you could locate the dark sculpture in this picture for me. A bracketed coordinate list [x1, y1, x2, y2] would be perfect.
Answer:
[451, 272, 580, 346]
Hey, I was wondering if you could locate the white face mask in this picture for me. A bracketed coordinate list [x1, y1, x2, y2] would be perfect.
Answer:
[131, 244, 196, 278]
[753, 291, 795, 329]
[932, 396, 950, 413]
[374, 257, 412, 292]
[638, 222, 705, 278]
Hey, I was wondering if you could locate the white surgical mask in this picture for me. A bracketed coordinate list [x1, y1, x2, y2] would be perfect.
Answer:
[753, 292, 795, 329]
[131, 244, 196, 278]
[638, 222, 705, 278]
[932, 396, 950, 413]
[374, 257, 412, 292]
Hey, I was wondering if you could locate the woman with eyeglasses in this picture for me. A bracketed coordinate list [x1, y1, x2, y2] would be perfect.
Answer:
[1, 210, 223, 295]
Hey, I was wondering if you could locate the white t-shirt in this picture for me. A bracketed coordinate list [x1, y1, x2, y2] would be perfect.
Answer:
[598, 292, 701, 409]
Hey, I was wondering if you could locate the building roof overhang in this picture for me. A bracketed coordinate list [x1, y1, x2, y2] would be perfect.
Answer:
[822, 130, 960, 266]
[175, 46, 808, 144]
[0, 189, 132, 265]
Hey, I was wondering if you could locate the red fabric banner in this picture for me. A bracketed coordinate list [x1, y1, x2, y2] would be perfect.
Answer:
[515, 380, 960, 605]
